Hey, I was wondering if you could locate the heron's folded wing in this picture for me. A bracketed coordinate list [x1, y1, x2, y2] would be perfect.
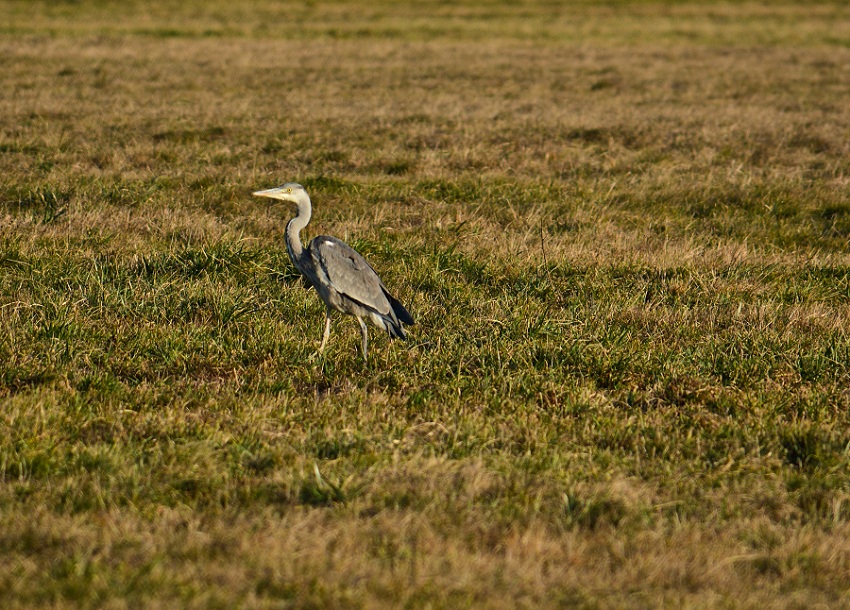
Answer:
[310, 236, 393, 315]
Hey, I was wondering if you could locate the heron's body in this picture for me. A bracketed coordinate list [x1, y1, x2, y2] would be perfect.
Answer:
[253, 183, 413, 359]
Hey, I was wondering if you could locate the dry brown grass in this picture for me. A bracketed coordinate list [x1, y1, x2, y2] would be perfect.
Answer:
[3, 1, 850, 608]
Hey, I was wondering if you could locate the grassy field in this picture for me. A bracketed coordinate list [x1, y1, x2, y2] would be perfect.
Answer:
[3, 0, 850, 607]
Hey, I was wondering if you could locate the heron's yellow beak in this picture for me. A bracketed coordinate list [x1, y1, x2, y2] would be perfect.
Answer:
[252, 187, 281, 198]
[252, 184, 300, 202]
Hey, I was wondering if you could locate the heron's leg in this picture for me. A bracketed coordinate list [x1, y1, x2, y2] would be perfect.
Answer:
[318, 307, 332, 353]
[357, 317, 369, 361]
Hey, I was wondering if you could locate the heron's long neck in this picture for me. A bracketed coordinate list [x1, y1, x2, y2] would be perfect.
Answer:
[285, 198, 312, 270]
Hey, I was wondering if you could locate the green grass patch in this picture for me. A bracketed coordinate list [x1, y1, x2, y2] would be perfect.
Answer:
[4, 0, 850, 607]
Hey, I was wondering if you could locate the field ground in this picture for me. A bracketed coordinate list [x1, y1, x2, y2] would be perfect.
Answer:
[3, 1, 850, 607]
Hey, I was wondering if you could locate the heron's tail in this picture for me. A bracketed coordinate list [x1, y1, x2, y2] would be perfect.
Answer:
[385, 291, 414, 326]
[381, 289, 414, 341]
[385, 317, 407, 340]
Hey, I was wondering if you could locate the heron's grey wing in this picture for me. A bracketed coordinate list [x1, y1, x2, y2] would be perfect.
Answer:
[310, 236, 393, 315]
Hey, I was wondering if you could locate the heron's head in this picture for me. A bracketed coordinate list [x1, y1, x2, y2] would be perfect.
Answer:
[252, 182, 309, 205]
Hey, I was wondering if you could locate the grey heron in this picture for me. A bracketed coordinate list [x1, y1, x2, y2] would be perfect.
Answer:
[253, 183, 414, 360]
